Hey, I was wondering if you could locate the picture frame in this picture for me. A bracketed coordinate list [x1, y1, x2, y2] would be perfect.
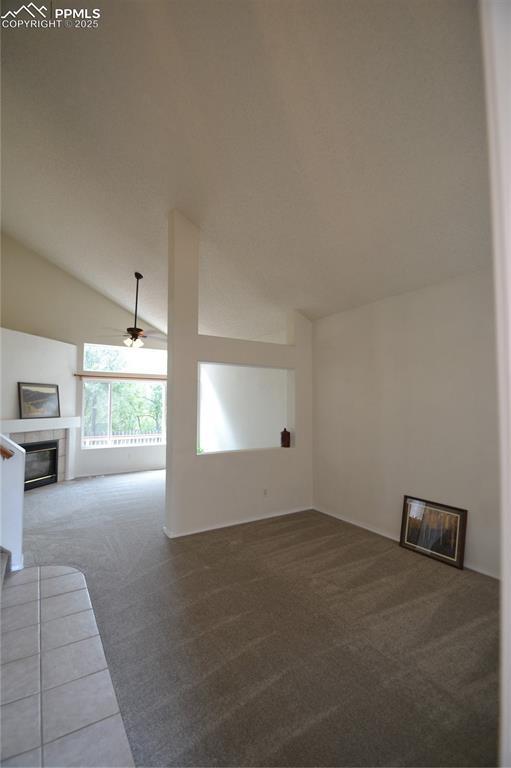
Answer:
[18, 382, 61, 419]
[400, 495, 467, 569]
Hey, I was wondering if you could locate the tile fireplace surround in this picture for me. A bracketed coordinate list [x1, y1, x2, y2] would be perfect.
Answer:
[9, 431, 67, 483]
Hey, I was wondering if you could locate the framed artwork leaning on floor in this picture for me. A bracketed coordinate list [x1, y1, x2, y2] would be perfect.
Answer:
[400, 495, 467, 569]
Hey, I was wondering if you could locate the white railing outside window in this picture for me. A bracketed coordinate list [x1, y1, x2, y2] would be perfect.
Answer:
[82, 432, 165, 449]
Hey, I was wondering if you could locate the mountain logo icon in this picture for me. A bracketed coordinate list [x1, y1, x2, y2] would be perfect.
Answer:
[1, 3, 47, 18]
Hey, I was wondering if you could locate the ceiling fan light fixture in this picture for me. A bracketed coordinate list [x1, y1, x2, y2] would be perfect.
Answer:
[124, 337, 134, 348]
[133, 338, 144, 348]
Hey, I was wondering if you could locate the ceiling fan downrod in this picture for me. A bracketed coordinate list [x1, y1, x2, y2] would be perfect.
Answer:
[125, 272, 145, 348]
[133, 271, 143, 329]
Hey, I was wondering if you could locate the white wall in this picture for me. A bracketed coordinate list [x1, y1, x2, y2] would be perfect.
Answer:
[199, 363, 291, 453]
[166, 211, 313, 537]
[76, 444, 165, 478]
[1, 328, 78, 419]
[313, 269, 499, 577]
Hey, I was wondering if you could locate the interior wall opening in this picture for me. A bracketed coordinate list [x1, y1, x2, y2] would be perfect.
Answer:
[198, 362, 295, 454]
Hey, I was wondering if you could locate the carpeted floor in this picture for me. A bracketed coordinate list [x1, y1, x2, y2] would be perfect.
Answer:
[23, 470, 498, 767]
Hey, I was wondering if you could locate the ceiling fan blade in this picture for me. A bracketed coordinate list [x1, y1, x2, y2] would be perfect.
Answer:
[144, 330, 167, 340]
[92, 334, 125, 339]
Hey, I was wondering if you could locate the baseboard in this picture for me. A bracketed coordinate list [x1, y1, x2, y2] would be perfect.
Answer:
[459, 559, 499, 579]
[315, 505, 499, 580]
[75, 466, 165, 480]
[164, 504, 498, 580]
[163, 506, 312, 539]
[9, 555, 24, 572]
[315, 505, 401, 543]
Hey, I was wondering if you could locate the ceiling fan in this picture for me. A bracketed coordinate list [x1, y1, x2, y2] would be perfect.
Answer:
[97, 272, 166, 347]
[124, 271, 147, 348]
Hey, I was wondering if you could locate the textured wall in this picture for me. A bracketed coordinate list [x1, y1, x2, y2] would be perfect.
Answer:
[313, 270, 500, 577]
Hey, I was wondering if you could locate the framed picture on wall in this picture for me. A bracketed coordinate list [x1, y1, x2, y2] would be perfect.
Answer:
[400, 495, 467, 569]
[18, 382, 61, 419]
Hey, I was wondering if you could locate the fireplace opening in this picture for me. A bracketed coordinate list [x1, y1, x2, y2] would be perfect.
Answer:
[20, 440, 59, 491]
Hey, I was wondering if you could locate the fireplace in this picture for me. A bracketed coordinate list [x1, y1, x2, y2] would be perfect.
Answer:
[21, 440, 59, 491]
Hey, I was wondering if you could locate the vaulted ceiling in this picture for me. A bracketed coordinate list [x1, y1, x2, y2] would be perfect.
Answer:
[2, 0, 490, 339]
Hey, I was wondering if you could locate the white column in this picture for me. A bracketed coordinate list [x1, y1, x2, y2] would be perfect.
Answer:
[480, 2, 511, 764]
[164, 211, 313, 539]
[164, 210, 200, 537]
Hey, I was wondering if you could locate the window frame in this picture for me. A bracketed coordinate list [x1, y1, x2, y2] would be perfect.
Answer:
[81, 375, 167, 450]
[196, 361, 295, 455]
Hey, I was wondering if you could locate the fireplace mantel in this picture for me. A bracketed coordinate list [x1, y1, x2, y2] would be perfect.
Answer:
[1, 416, 81, 433]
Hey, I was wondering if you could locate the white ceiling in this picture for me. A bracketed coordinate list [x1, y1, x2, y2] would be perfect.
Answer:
[2, 0, 491, 339]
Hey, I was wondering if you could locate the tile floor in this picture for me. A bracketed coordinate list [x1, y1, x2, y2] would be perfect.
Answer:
[1, 566, 134, 767]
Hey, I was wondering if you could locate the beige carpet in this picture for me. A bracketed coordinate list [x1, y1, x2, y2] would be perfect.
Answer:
[23, 471, 498, 767]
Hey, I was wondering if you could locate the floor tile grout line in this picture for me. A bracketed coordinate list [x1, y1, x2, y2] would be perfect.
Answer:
[40, 630, 101, 656]
[1, 605, 98, 637]
[1, 597, 40, 611]
[0, 581, 40, 608]
[0, 744, 42, 763]
[40, 587, 88, 603]
[42, 606, 95, 627]
[3, 583, 86, 611]
[41, 663, 109, 696]
[1, 619, 40, 634]
[0, 649, 41, 667]
[4, 578, 40, 589]
[0, 689, 40, 710]
[40, 603, 94, 625]
[41, 710, 121, 750]
[40, 585, 88, 601]
[39, 569, 81, 583]
[1, 686, 41, 708]
[1, 593, 40, 610]
[1, 652, 41, 669]
[3, 569, 40, 589]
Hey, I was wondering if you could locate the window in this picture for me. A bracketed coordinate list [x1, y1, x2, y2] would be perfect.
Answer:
[198, 363, 294, 454]
[83, 343, 166, 374]
[81, 344, 167, 449]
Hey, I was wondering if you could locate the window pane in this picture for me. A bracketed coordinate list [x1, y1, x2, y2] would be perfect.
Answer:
[83, 381, 109, 438]
[198, 363, 293, 453]
[111, 381, 165, 438]
[83, 343, 166, 374]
